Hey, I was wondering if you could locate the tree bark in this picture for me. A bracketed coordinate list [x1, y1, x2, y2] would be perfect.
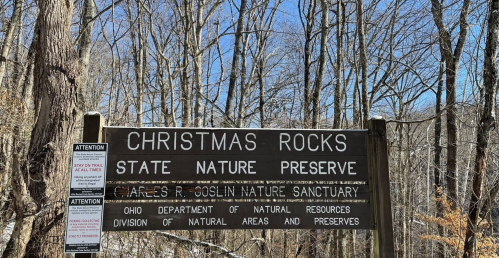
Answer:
[18, 0, 81, 256]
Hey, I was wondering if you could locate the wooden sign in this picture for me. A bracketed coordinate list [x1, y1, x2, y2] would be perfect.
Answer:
[77, 114, 395, 258]
[102, 202, 372, 231]
[104, 128, 368, 181]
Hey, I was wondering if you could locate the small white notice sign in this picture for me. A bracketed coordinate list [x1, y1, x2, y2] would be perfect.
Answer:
[69, 143, 107, 196]
[64, 197, 104, 253]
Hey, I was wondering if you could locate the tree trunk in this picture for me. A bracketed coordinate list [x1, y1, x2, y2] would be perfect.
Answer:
[20, 0, 81, 256]
[462, 1, 499, 256]
[430, 0, 471, 205]
[311, 0, 328, 129]
[0, 0, 24, 87]
[181, 0, 192, 127]
[300, 0, 316, 128]
[333, 0, 344, 129]
[127, 0, 146, 127]
[358, 0, 371, 251]
[2, 127, 36, 258]
[75, 0, 96, 140]
[258, 56, 265, 127]
[357, 0, 369, 127]
[225, 0, 247, 126]
[193, 0, 205, 127]
[77, 0, 96, 114]
[433, 56, 445, 258]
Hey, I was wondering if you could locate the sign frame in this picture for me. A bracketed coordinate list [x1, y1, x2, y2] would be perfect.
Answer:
[71, 113, 395, 258]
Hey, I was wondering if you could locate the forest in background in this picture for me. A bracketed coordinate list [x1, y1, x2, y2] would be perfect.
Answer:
[0, 0, 499, 257]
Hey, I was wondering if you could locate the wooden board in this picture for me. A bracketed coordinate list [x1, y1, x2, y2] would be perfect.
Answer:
[102, 202, 372, 231]
[104, 128, 368, 182]
[105, 183, 370, 200]
[104, 127, 367, 156]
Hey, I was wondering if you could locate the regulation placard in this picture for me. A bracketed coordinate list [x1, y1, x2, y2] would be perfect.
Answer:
[104, 128, 368, 181]
[69, 143, 107, 196]
[64, 197, 104, 253]
[102, 202, 372, 231]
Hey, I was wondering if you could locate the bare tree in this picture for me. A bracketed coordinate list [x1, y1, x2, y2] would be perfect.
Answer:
[430, 0, 471, 204]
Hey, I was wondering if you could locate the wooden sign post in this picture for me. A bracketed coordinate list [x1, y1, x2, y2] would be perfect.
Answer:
[73, 113, 105, 258]
[368, 118, 395, 258]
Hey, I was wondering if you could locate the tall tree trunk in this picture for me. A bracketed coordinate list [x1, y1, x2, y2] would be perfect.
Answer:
[433, 56, 445, 258]
[430, 0, 471, 205]
[17, 26, 36, 111]
[193, 0, 205, 127]
[75, 0, 96, 139]
[2, 126, 36, 258]
[236, 34, 248, 128]
[258, 56, 265, 127]
[358, 0, 371, 250]
[20, 0, 81, 256]
[300, 0, 316, 128]
[77, 0, 96, 114]
[357, 0, 369, 127]
[333, 0, 344, 129]
[462, 1, 499, 256]
[311, 0, 328, 129]
[0, 0, 24, 87]
[127, 0, 146, 127]
[225, 0, 247, 126]
[181, 0, 192, 127]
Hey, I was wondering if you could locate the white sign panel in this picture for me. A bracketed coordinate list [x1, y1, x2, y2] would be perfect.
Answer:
[64, 197, 104, 253]
[69, 143, 107, 196]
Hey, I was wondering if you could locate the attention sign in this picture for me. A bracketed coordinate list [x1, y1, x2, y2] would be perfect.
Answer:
[64, 197, 104, 253]
[69, 143, 107, 196]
